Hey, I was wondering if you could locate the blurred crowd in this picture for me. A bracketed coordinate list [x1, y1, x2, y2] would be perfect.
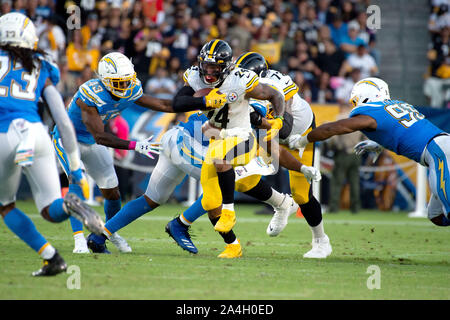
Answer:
[0, 0, 378, 106]
[425, 0, 450, 108]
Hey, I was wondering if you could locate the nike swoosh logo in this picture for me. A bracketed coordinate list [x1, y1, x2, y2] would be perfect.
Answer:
[269, 226, 273, 231]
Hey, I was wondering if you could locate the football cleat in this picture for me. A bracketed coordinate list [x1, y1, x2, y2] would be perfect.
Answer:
[218, 239, 242, 258]
[87, 233, 111, 254]
[109, 232, 132, 253]
[165, 218, 198, 254]
[266, 194, 298, 236]
[214, 209, 236, 233]
[303, 234, 332, 259]
[63, 193, 104, 235]
[32, 251, 67, 276]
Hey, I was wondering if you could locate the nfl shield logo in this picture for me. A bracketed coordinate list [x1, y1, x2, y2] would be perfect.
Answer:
[227, 92, 238, 102]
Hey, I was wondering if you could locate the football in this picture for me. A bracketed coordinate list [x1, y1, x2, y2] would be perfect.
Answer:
[193, 88, 214, 97]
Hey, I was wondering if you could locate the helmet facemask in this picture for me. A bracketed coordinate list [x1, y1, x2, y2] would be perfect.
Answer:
[101, 73, 137, 98]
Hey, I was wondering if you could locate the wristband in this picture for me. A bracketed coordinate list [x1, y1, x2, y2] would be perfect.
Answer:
[274, 115, 284, 121]
[128, 141, 137, 150]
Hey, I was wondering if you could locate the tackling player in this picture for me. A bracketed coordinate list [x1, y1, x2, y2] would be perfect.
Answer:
[233, 52, 332, 258]
[171, 39, 286, 240]
[86, 110, 321, 256]
[0, 13, 104, 276]
[289, 77, 450, 227]
[52, 52, 171, 253]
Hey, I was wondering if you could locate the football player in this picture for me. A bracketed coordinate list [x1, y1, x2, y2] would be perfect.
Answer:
[170, 39, 286, 239]
[289, 77, 450, 227]
[52, 51, 172, 253]
[0, 13, 104, 276]
[233, 52, 332, 258]
[86, 109, 321, 256]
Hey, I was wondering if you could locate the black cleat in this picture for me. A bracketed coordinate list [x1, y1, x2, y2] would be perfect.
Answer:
[63, 193, 104, 235]
[87, 233, 111, 254]
[32, 251, 67, 276]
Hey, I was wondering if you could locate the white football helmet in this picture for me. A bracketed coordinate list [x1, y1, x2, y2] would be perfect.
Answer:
[349, 77, 390, 108]
[97, 52, 137, 98]
[0, 12, 38, 50]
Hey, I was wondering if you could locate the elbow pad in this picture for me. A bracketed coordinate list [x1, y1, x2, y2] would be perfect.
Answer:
[279, 111, 293, 139]
[250, 111, 263, 127]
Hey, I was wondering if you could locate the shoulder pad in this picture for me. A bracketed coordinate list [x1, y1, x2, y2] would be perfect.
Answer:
[79, 81, 107, 107]
[232, 67, 259, 93]
[39, 55, 60, 85]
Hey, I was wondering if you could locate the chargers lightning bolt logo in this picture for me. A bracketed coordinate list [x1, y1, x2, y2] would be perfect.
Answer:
[438, 159, 447, 200]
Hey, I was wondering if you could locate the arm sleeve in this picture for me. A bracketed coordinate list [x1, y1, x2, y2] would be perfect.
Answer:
[172, 85, 208, 112]
[43, 85, 81, 171]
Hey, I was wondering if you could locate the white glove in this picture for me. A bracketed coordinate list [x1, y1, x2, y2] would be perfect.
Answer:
[288, 134, 309, 150]
[134, 135, 163, 159]
[354, 140, 383, 163]
[219, 127, 250, 140]
[300, 165, 322, 183]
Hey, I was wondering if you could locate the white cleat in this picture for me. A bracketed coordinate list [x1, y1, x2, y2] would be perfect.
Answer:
[73, 237, 90, 254]
[303, 234, 332, 259]
[109, 232, 132, 253]
[266, 194, 299, 236]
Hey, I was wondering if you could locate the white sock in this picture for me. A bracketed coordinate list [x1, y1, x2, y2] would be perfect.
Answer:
[179, 214, 192, 226]
[264, 189, 285, 208]
[40, 244, 56, 260]
[231, 239, 239, 244]
[310, 221, 326, 240]
[73, 232, 85, 242]
[222, 203, 234, 211]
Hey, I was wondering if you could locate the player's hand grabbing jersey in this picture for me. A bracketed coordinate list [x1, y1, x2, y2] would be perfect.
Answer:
[183, 66, 259, 131]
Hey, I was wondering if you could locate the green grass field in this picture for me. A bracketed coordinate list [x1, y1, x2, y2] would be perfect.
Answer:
[0, 200, 449, 300]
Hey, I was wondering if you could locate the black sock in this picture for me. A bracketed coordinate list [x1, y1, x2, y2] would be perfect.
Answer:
[300, 196, 322, 227]
[176, 216, 188, 228]
[243, 179, 273, 202]
[217, 169, 235, 204]
[209, 217, 237, 244]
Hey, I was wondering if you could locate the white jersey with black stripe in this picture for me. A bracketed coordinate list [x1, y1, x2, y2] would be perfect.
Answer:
[263, 69, 314, 140]
[183, 66, 259, 130]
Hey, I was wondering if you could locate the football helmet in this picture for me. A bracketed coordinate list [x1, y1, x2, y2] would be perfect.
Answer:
[97, 52, 137, 98]
[197, 39, 233, 86]
[349, 77, 390, 108]
[0, 12, 38, 50]
[234, 52, 268, 76]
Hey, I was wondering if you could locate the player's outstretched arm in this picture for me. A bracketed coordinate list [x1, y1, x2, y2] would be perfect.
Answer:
[43, 80, 89, 198]
[135, 95, 174, 113]
[172, 85, 226, 112]
[289, 115, 377, 150]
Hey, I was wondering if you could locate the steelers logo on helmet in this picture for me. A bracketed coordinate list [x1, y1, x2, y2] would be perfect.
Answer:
[198, 39, 234, 86]
[234, 52, 268, 77]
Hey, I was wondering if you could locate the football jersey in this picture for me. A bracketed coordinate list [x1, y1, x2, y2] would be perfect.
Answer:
[67, 78, 143, 144]
[183, 66, 259, 131]
[262, 69, 314, 141]
[350, 99, 444, 163]
[0, 50, 60, 132]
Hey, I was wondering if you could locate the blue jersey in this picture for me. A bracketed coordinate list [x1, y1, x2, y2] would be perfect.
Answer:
[350, 99, 444, 162]
[67, 78, 143, 144]
[0, 50, 59, 132]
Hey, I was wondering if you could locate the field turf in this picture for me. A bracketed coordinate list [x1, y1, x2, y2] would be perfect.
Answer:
[0, 200, 449, 300]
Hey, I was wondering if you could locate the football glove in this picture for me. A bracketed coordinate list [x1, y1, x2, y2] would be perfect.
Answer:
[134, 135, 163, 159]
[354, 140, 383, 163]
[300, 165, 322, 184]
[204, 88, 227, 109]
[288, 133, 309, 150]
[264, 118, 283, 142]
[69, 168, 90, 199]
